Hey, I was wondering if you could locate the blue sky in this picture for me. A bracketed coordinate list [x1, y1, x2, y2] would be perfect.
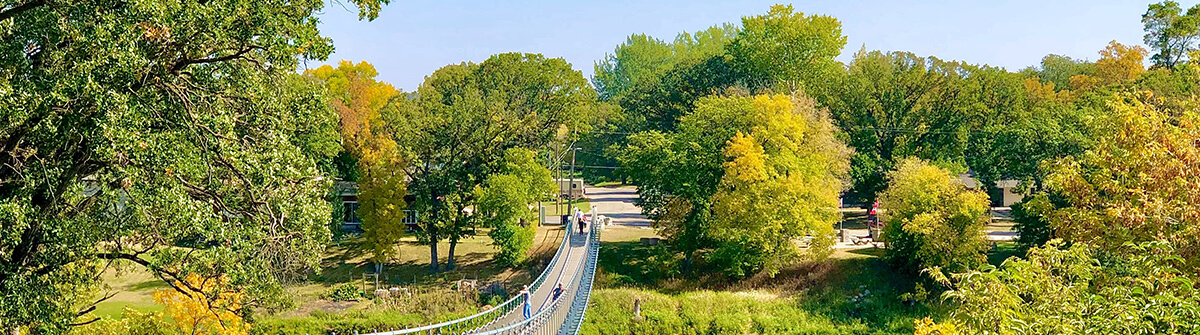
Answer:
[312, 0, 1190, 91]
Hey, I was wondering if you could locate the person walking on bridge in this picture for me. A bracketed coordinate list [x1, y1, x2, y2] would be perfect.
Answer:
[574, 207, 586, 234]
[552, 283, 564, 302]
[520, 285, 531, 320]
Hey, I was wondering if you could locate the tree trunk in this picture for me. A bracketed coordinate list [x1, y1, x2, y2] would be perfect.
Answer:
[447, 238, 457, 271]
[428, 225, 440, 273]
[682, 250, 693, 273]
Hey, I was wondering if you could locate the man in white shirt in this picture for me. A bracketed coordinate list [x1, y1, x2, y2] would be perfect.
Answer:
[574, 207, 585, 234]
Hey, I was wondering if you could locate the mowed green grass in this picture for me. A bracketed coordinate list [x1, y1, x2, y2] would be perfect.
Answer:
[91, 266, 167, 318]
[538, 199, 592, 220]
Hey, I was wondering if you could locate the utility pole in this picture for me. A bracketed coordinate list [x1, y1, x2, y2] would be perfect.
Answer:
[568, 146, 578, 218]
[555, 144, 562, 220]
[550, 142, 576, 222]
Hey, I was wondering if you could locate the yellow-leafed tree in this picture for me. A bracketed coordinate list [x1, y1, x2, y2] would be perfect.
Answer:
[705, 94, 851, 277]
[152, 274, 250, 335]
[879, 158, 989, 273]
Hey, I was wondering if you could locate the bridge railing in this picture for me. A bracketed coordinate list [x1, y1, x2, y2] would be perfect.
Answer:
[558, 221, 600, 334]
[367, 219, 575, 335]
[472, 220, 600, 335]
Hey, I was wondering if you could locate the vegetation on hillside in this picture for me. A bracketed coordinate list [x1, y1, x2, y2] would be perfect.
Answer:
[6, 0, 1200, 334]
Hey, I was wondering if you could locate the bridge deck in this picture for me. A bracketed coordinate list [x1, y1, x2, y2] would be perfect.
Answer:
[482, 223, 592, 331]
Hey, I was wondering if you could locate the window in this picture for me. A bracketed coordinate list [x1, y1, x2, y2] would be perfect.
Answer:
[402, 210, 418, 224]
[343, 202, 361, 223]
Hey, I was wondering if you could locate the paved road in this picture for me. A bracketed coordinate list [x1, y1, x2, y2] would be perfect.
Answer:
[585, 186, 651, 227]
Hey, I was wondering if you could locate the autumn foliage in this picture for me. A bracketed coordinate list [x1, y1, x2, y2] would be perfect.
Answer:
[1042, 91, 1200, 271]
[153, 274, 251, 335]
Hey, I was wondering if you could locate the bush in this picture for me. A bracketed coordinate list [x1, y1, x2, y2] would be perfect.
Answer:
[938, 240, 1200, 334]
[879, 158, 989, 273]
[325, 283, 361, 301]
[1011, 193, 1058, 251]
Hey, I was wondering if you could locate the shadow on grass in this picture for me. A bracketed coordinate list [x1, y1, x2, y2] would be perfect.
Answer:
[129, 279, 169, 291]
[988, 241, 1023, 267]
[312, 238, 552, 293]
[845, 247, 887, 258]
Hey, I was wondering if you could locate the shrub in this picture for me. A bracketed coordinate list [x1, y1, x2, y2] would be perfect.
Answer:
[326, 283, 361, 301]
[938, 240, 1200, 334]
[879, 158, 989, 273]
[1011, 193, 1057, 251]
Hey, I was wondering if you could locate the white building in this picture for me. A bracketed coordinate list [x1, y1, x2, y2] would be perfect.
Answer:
[958, 174, 1025, 207]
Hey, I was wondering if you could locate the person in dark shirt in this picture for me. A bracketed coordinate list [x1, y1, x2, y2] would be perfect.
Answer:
[552, 283, 564, 301]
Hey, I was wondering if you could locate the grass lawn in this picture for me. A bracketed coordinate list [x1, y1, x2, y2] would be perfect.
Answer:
[90, 266, 167, 318]
[538, 198, 591, 222]
[90, 224, 569, 328]
[586, 226, 951, 335]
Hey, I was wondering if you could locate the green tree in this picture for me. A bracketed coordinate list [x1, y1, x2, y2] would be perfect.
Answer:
[592, 34, 674, 103]
[1028, 54, 1095, 91]
[593, 25, 738, 104]
[1039, 92, 1200, 271]
[706, 95, 850, 277]
[620, 93, 850, 276]
[1143, 1, 1200, 69]
[879, 158, 989, 273]
[0, 0, 387, 331]
[584, 25, 736, 183]
[826, 50, 979, 203]
[386, 53, 599, 272]
[476, 149, 556, 267]
[934, 240, 1200, 334]
[727, 4, 847, 95]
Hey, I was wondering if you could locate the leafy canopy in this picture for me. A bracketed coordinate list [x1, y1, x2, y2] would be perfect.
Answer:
[306, 60, 407, 263]
[0, 0, 386, 331]
[935, 240, 1200, 334]
[476, 148, 556, 267]
[1041, 92, 1200, 271]
[880, 158, 989, 273]
[707, 95, 850, 277]
[621, 94, 850, 277]
[1143, 1, 1200, 69]
[386, 52, 599, 271]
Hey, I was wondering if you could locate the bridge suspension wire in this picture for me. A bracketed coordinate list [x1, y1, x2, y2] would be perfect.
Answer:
[361, 214, 602, 335]
[473, 221, 601, 335]
[363, 219, 575, 335]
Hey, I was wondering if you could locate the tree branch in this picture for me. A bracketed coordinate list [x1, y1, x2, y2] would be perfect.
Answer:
[170, 46, 262, 73]
[95, 252, 205, 297]
[0, 0, 46, 22]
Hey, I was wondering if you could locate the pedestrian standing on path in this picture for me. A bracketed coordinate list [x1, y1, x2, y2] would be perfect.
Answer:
[521, 285, 531, 319]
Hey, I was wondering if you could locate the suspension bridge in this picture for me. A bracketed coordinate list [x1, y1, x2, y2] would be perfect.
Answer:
[365, 211, 602, 335]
